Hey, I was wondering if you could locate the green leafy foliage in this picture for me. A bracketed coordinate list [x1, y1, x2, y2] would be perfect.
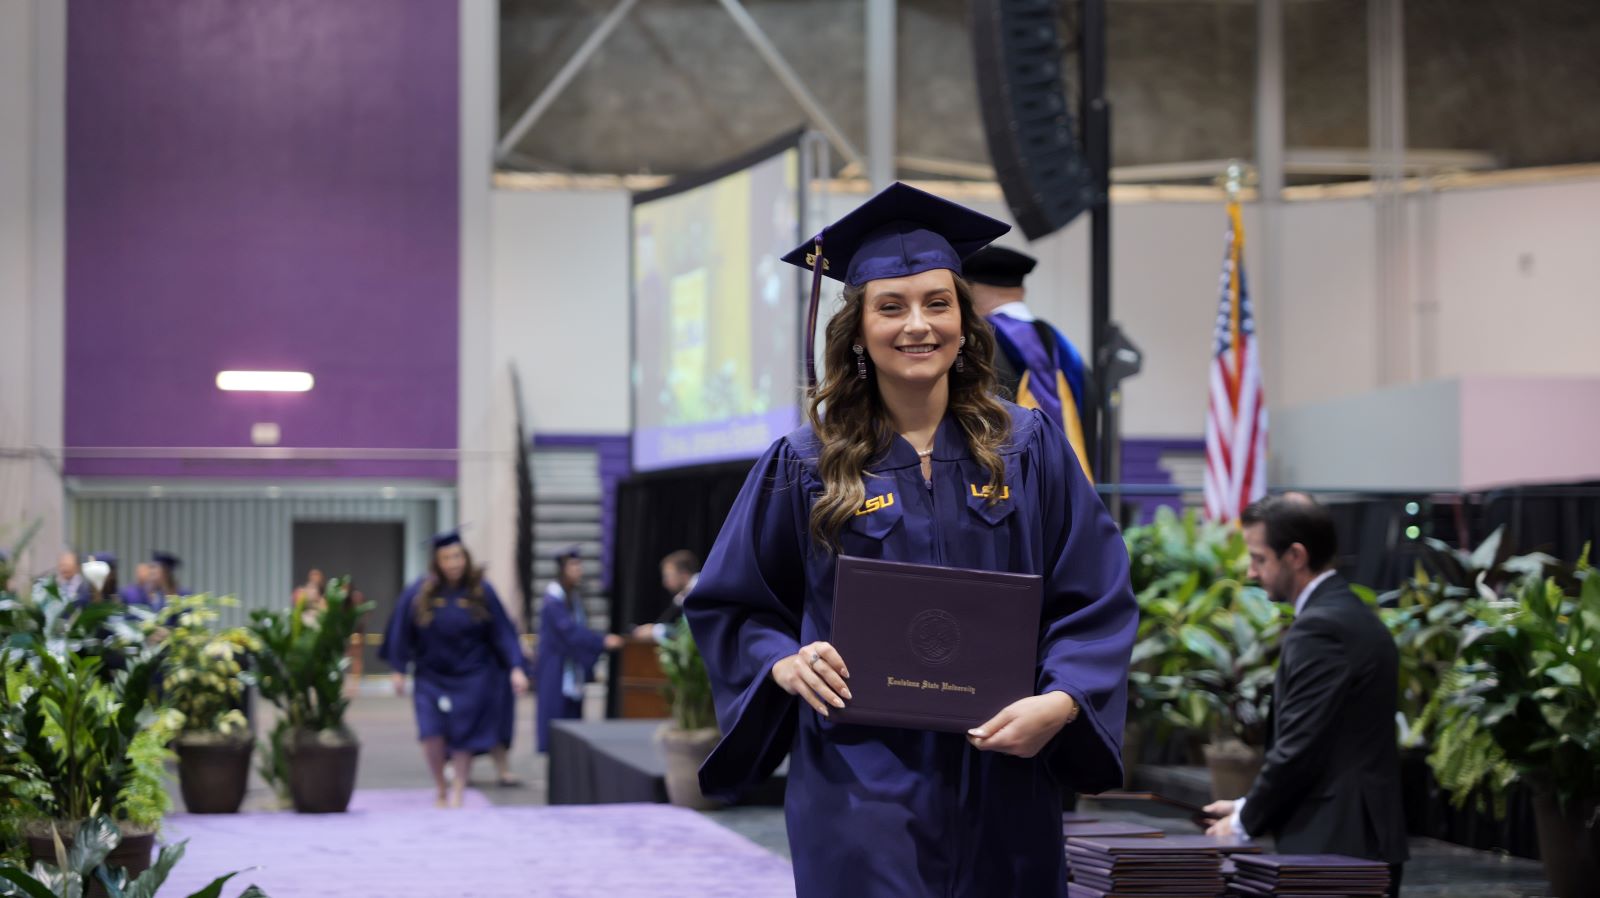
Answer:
[1379, 527, 1558, 748]
[3, 649, 178, 830]
[0, 815, 268, 898]
[248, 578, 370, 800]
[0, 580, 146, 671]
[0, 660, 50, 863]
[1123, 507, 1287, 748]
[1425, 547, 1600, 814]
[148, 596, 258, 740]
[657, 626, 716, 732]
[248, 577, 369, 736]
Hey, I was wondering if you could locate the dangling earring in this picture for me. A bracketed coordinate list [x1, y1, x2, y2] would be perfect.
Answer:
[853, 344, 868, 380]
[955, 335, 966, 373]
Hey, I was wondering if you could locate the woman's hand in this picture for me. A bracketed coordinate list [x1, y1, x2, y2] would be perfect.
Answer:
[770, 641, 852, 718]
[510, 668, 530, 695]
[603, 633, 625, 651]
[391, 672, 406, 696]
[967, 691, 1078, 758]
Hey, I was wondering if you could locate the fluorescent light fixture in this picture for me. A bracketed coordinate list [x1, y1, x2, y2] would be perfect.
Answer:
[216, 371, 314, 392]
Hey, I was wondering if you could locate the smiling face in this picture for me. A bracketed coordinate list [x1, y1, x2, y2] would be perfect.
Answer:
[859, 268, 963, 388]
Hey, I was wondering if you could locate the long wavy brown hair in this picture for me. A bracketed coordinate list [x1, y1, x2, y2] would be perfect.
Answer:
[413, 545, 490, 627]
[806, 273, 1012, 550]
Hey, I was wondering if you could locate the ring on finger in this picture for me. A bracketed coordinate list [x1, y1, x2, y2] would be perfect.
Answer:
[807, 650, 823, 667]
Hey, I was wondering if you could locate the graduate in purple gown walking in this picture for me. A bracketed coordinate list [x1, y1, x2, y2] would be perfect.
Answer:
[684, 183, 1138, 897]
[532, 546, 623, 753]
[381, 530, 530, 806]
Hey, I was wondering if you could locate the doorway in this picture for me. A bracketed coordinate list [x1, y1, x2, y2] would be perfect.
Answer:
[290, 521, 406, 675]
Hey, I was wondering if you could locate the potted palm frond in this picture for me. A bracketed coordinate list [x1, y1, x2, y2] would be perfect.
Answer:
[654, 624, 722, 809]
[249, 578, 370, 813]
[151, 595, 260, 814]
[1423, 550, 1599, 898]
[0, 815, 267, 898]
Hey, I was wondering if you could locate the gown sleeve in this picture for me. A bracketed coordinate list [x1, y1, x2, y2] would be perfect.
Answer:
[379, 581, 421, 672]
[482, 581, 530, 673]
[1028, 409, 1138, 793]
[540, 586, 606, 670]
[682, 437, 811, 799]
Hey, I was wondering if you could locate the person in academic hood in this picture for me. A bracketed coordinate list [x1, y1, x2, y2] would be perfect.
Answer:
[683, 182, 1138, 897]
[963, 245, 1093, 478]
[380, 531, 530, 806]
[532, 546, 623, 753]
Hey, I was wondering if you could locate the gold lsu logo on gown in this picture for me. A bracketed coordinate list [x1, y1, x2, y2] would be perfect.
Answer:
[969, 483, 1011, 501]
[855, 492, 896, 516]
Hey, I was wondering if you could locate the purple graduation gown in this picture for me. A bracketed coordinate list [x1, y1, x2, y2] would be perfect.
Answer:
[381, 579, 527, 754]
[532, 582, 608, 753]
[684, 403, 1136, 898]
[118, 584, 163, 610]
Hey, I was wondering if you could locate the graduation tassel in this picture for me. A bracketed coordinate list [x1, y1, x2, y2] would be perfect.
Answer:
[803, 236, 825, 391]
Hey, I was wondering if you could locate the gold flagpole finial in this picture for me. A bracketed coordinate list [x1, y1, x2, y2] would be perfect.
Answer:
[1218, 161, 1252, 202]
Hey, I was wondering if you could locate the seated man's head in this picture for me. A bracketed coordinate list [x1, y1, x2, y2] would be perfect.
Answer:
[1239, 495, 1337, 604]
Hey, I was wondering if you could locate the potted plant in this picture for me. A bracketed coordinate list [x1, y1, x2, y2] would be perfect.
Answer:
[1424, 551, 1599, 898]
[249, 578, 370, 813]
[150, 595, 260, 814]
[1129, 569, 1287, 800]
[0, 814, 268, 898]
[1123, 507, 1259, 775]
[1380, 526, 1555, 750]
[654, 624, 722, 809]
[2, 649, 179, 895]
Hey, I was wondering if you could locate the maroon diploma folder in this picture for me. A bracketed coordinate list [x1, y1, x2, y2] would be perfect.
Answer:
[828, 555, 1043, 733]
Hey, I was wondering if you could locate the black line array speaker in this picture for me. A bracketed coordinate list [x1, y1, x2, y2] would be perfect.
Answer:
[970, 0, 1094, 241]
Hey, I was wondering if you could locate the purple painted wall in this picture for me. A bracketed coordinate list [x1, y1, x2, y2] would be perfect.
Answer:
[65, 0, 460, 479]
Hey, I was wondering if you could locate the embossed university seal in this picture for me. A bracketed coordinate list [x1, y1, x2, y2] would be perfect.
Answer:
[906, 609, 961, 666]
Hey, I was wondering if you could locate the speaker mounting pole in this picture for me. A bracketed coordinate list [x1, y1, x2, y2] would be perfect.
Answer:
[1079, 0, 1113, 487]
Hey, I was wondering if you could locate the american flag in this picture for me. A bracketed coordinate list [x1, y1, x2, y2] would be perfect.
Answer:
[1203, 203, 1267, 523]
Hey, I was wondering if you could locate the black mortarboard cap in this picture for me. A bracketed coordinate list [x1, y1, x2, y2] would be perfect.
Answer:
[152, 551, 181, 569]
[961, 245, 1038, 288]
[781, 182, 1010, 385]
[430, 530, 463, 551]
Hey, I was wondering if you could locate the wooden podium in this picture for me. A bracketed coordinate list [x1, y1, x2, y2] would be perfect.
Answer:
[615, 636, 670, 719]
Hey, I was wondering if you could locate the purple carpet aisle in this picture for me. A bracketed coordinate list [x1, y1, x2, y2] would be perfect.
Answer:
[159, 792, 796, 898]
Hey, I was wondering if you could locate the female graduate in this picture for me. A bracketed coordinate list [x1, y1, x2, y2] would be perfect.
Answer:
[381, 531, 529, 806]
[532, 547, 623, 752]
[684, 182, 1138, 897]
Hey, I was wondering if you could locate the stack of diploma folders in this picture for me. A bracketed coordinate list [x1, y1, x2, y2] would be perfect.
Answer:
[1225, 854, 1392, 897]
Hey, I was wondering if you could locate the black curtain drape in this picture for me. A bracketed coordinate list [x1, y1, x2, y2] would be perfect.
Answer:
[605, 460, 756, 718]
[1478, 481, 1600, 563]
[608, 460, 757, 634]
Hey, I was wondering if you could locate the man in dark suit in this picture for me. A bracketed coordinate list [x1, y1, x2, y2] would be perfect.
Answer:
[631, 549, 699, 643]
[1205, 495, 1409, 894]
